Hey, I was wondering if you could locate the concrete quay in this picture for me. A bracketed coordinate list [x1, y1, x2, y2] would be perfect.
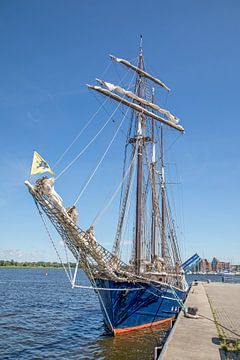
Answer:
[205, 283, 240, 342]
[159, 282, 240, 360]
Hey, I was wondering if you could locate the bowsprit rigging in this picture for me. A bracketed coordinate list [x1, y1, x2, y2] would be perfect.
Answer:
[25, 38, 189, 336]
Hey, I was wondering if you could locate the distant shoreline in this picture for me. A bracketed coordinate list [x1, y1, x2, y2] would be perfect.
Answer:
[0, 261, 75, 269]
[0, 266, 69, 269]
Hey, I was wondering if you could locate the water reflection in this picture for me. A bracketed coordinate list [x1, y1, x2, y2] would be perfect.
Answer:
[84, 324, 170, 360]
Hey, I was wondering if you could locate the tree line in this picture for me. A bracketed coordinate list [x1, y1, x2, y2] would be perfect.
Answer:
[0, 260, 76, 268]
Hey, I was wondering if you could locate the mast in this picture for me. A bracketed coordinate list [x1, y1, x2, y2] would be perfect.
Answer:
[135, 36, 143, 274]
[151, 88, 156, 262]
[160, 125, 165, 259]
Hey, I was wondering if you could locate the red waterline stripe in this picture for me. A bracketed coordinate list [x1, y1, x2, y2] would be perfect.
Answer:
[113, 316, 175, 335]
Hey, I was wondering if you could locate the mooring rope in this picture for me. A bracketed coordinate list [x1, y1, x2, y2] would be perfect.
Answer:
[199, 313, 240, 339]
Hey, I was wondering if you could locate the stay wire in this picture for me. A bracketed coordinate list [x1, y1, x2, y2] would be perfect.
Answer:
[119, 153, 137, 259]
[92, 91, 129, 140]
[92, 145, 137, 226]
[56, 69, 136, 181]
[73, 106, 131, 206]
[85, 261, 115, 333]
[34, 200, 72, 284]
[53, 98, 109, 169]
[55, 100, 123, 180]
[53, 61, 113, 169]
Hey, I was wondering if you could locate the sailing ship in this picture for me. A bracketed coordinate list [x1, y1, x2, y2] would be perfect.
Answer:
[25, 38, 189, 335]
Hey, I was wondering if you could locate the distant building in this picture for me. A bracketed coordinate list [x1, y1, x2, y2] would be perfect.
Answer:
[211, 257, 230, 272]
[199, 259, 212, 273]
[219, 261, 230, 271]
[211, 257, 221, 271]
[186, 256, 232, 273]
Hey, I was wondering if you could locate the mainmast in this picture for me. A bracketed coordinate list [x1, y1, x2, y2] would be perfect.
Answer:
[135, 36, 144, 274]
[151, 88, 156, 262]
[160, 125, 165, 259]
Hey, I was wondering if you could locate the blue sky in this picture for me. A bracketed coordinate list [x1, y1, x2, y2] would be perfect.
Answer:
[1, 0, 240, 264]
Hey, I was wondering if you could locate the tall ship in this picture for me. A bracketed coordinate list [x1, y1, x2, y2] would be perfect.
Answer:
[25, 38, 189, 335]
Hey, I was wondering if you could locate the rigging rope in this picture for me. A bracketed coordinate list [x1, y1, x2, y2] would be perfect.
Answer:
[73, 284, 143, 291]
[199, 313, 240, 339]
[85, 261, 115, 333]
[53, 98, 109, 169]
[118, 160, 136, 259]
[55, 101, 123, 180]
[91, 145, 137, 226]
[113, 146, 136, 256]
[36, 190, 187, 300]
[56, 68, 137, 181]
[92, 91, 129, 139]
[73, 108, 130, 206]
[53, 61, 113, 168]
[34, 200, 73, 284]
[62, 232, 73, 281]
[54, 64, 135, 177]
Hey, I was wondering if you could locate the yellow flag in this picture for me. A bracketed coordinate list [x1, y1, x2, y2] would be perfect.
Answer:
[30, 151, 54, 176]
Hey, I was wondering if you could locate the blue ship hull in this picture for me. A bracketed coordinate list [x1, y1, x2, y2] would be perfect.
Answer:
[94, 278, 187, 335]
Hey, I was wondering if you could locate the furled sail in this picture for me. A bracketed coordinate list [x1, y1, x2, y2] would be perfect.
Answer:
[96, 79, 179, 124]
[110, 55, 170, 92]
[87, 84, 184, 132]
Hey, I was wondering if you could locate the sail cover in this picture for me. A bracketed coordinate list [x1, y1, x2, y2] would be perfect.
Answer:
[96, 79, 179, 124]
[110, 55, 170, 92]
[87, 84, 184, 132]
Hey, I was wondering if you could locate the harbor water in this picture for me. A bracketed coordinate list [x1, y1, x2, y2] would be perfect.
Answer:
[0, 268, 169, 359]
[1, 269, 239, 359]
